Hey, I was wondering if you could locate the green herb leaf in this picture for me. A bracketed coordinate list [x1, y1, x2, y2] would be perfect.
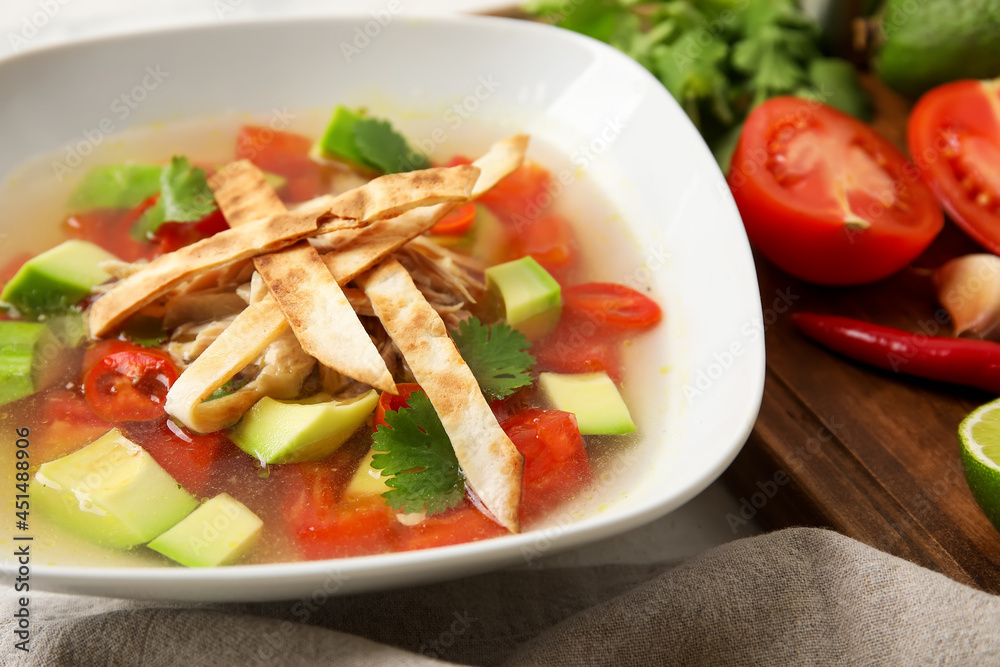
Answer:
[131, 157, 218, 241]
[206, 375, 253, 401]
[352, 118, 431, 174]
[120, 315, 167, 348]
[68, 164, 162, 212]
[371, 390, 465, 516]
[451, 316, 535, 402]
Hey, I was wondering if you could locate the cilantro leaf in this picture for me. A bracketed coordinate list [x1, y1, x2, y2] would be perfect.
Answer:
[371, 390, 465, 516]
[352, 118, 431, 174]
[451, 316, 535, 402]
[131, 156, 218, 241]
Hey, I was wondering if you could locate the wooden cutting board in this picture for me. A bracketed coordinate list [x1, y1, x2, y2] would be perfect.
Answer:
[722, 79, 1000, 593]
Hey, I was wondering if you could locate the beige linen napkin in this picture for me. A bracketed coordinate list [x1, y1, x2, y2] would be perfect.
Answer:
[5, 528, 1000, 665]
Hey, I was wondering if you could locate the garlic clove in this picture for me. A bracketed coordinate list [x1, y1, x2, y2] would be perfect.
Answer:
[934, 254, 1000, 338]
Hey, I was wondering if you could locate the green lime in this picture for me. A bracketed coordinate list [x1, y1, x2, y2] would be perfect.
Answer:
[958, 398, 1000, 531]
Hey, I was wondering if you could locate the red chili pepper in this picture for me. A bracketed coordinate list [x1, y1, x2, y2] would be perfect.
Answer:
[792, 312, 1000, 394]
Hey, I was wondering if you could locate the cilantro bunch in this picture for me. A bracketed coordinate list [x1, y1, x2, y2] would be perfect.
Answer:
[525, 0, 871, 169]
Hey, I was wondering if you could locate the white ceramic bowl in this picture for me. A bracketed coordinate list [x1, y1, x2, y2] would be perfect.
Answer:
[0, 14, 763, 601]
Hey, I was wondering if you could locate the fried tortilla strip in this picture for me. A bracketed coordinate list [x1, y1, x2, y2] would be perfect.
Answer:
[212, 161, 395, 393]
[89, 164, 481, 338]
[164, 281, 289, 433]
[315, 135, 529, 283]
[254, 241, 395, 393]
[88, 211, 326, 337]
[359, 258, 523, 533]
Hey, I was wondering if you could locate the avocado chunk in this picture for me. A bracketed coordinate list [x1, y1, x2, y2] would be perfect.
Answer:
[485, 256, 561, 340]
[315, 105, 370, 168]
[0, 321, 51, 405]
[538, 371, 636, 435]
[1, 240, 117, 319]
[148, 493, 263, 567]
[343, 448, 391, 500]
[68, 163, 162, 212]
[229, 390, 379, 464]
[32, 429, 198, 549]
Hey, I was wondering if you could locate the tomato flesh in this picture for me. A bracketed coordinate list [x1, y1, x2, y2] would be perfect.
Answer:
[429, 203, 476, 236]
[908, 79, 1000, 253]
[373, 383, 420, 432]
[501, 408, 591, 523]
[477, 161, 551, 224]
[729, 97, 943, 285]
[562, 283, 662, 330]
[82, 340, 178, 422]
[122, 418, 231, 495]
[236, 125, 323, 202]
[532, 319, 623, 382]
[400, 503, 507, 551]
[507, 214, 577, 275]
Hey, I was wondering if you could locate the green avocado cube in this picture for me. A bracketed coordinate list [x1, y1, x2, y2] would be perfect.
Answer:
[32, 429, 198, 549]
[343, 448, 391, 500]
[315, 105, 369, 167]
[539, 371, 636, 435]
[1, 240, 117, 319]
[229, 389, 379, 464]
[0, 321, 50, 405]
[485, 256, 561, 340]
[148, 493, 263, 567]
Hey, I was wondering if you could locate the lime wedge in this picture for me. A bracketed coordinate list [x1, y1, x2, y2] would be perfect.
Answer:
[958, 398, 1000, 530]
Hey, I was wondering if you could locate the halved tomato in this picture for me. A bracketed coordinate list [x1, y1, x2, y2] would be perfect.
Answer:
[908, 79, 1000, 254]
[729, 97, 943, 285]
[82, 340, 178, 422]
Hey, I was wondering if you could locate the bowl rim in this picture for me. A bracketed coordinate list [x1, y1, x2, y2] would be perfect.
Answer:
[0, 11, 765, 599]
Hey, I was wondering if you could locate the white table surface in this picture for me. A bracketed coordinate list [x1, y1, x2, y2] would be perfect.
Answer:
[0, 0, 760, 569]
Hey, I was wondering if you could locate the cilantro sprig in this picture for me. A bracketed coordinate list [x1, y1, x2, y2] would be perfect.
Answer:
[130, 156, 218, 241]
[353, 118, 432, 174]
[371, 390, 465, 516]
[451, 317, 535, 402]
[526, 0, 871, 170]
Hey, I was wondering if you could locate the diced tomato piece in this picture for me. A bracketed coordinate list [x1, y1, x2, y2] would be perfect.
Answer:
[476, 161, 551, 224]
[82, 340, 178, 422]
[400, 503, 507, 551]
[235, 125, 323, 202]
[562, 283, 662, 331]
[501, 408, 592, 524]
[33, 389, 110, 464]
[429, 203, 476, 236]
[373, 382, 421, 432]
[153, 208, 229, 254]
[122, 418, 231, 495]
[285, 485, 398, 560]
[531, 318, 623, 382]
[64, 200, 158, 262]
[507, 214, 577, 274]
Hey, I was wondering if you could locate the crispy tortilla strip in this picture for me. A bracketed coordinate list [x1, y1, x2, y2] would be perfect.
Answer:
[212, 161, 394, 392]
[208, 160, 286, 223]
[315, 165, 479, 231]
[254, 242, 395, 393]
[359, 258, 523, 533]
[315, 134, 529, 284]
[164, 291, 289, 433]
[88, 210, 327, 337]
[89, 164, 481, 338]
